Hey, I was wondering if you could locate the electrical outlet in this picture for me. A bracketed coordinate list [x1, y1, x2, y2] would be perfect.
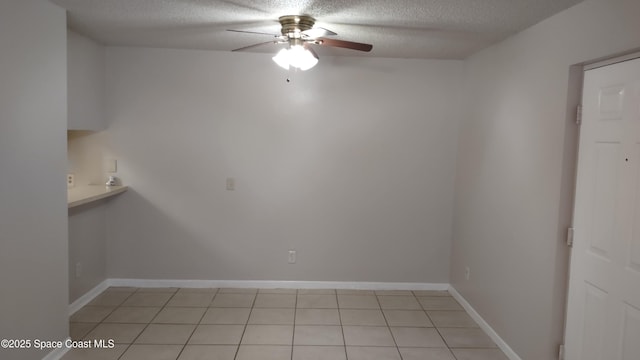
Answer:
[67, 174, 75, 188]
[75, 263, 82, 278]
[288, 250, 296, 264]
[226, 177, 235, 191]
[464, 267, 471, 280]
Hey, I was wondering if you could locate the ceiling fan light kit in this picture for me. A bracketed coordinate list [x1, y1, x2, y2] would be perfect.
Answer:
[229, 15, 373, 71]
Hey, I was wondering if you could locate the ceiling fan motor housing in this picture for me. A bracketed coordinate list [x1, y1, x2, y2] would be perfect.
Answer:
[279, 15, 315, 38]
[228, 15, 372, 53]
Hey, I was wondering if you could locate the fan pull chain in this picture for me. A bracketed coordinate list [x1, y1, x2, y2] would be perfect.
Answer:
[286, 67, 297, 84]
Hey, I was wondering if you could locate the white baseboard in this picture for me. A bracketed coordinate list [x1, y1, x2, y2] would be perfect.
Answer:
[448, 286, 522, 360]
[68, 279, 110, 315]
[42, 337, 70, 360]
[107, 278, 449, 291]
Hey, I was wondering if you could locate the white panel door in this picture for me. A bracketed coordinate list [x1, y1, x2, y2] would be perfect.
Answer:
[565, 57, 640, 360]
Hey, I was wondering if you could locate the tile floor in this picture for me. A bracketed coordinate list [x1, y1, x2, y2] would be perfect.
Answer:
[64, 287, 509, 360]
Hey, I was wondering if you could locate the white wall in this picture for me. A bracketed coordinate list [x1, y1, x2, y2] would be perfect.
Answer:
[104, 48, 463, 283]
[451, 0, 640, 359]
[0, 0, 68, 359]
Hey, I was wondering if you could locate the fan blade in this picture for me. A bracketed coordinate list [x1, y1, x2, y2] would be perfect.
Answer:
[232, 40, 280, 52]
[316, 38, 372, 52]
[302, 27, 337, 38]
[227, 29, 279, 37]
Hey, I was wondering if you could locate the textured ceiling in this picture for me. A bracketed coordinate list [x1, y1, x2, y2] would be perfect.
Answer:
[50, 0, 583, 59]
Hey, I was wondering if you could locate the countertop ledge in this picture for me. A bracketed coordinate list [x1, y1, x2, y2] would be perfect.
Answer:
[68, 185, 128, 208]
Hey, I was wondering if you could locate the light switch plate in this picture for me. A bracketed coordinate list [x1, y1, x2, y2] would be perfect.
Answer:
[106, 159, 117, 173]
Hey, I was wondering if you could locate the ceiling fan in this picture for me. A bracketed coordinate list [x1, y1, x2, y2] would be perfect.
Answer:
[228, 15, 373, 71]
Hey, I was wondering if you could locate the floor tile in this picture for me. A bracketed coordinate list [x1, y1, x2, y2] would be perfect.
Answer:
[342, 326, 395, 346]
[390, 327, 447, 347]
[70, 306, 115, 323]
[241, 325, 293, 345]
[339, 309, 386, 326]
[177, 345, 237, 360]
[428, 311, 478, 328]
[293, 345, 346, 360]
[383, 310, 433, 327]
[248, 308, 295, 324]
[74, 286, 503, 360]
[200, 308, 251, 324]
[254, 294, 296, 308]
[166, 293, 214, 307]
[122, 292, 173, 307]
[135, 324, 196, 344]
[218, 288, 258, 294]
[418, 297, 463, 311]
[259, 288, 297, 294]
[293, 325, 344, 345]
[84, 323, 146, 343]
[399, 347, 456, 360]
[119, 344, 182, 360]
[236, 345, 291, 360]
[69, 322, 97, 340]
[337, 295, 380, 309]
[296, 294, 338, 308]
[438, 328, 497, 348]
[377, 296, 422, 310]
[412, 290, 450, 297]
[60, 344, 128, 360]
[103, 306, 161, 323]
[152, 307, 206, 324]
[450, 348, 509, 360]
[297, 289, 336, 295]
[345, 346, 401, 360]
[89, 291, 133, 306]
[375, 290, 413, 296]
[295, 309, 340, 325]
[189, 324, 245, 345]
[211, 293, 256, 308]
